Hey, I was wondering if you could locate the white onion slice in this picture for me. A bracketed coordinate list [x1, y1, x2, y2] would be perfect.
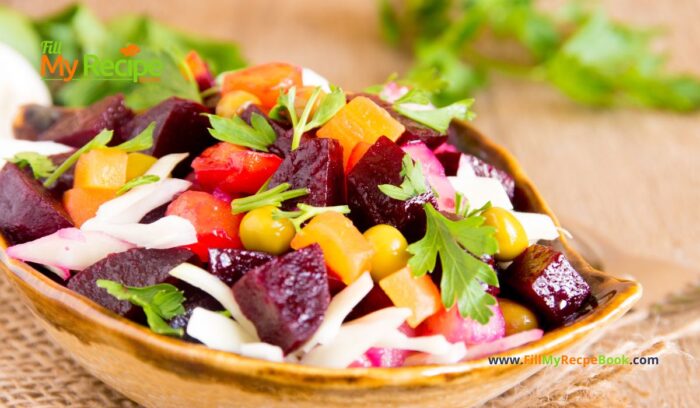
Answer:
[92, 178, 191, 224]
[81, 215, 197, 249]
[0, 140, 73, 170]
[511, 211, 560, 244]
[240, 343, 285, 362]
[5, 228, 134, 276]
[374, 331, 452, 355]
[403, 341, 468, 366]
[464, 329, 544, 361]
[186, 307, 255, 352]
[295, 272, 373, 354]
[145, 153, 189, 179]
[301, 307, 411, 368]
[448, 175, 513, 210]
[169, 263, 259, 340]
[301, 67, 331, 92]
[456, 154, 477, 179]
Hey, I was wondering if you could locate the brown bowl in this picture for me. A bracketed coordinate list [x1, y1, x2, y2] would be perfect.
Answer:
[0, 121, 641, 408]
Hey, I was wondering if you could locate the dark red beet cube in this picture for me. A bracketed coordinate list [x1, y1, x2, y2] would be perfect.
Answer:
[67, 248, 196, 318]
[232, 244, 330, 353]
[38, 95, 134, 147]
[346, 136, 437, 240]
[501, 245, 590, 326]
[208, 248, 275, 287]
[0, 163, 73, 245]
[123, 97, 214, 175]
[268, 138, 345, 210]
[435, 150, 461, 176]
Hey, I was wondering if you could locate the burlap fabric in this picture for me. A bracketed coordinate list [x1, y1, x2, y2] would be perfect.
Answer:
[1, 268, 698, 407]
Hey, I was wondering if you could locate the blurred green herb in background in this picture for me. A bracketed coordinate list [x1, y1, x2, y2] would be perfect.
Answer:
[379, 0, 700, 111]
[0, 4, 246, 109]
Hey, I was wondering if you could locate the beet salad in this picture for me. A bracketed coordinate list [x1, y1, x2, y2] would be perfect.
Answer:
[0, 60, 591, 368]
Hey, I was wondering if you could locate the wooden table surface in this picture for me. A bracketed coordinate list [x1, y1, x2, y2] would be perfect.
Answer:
[1, 0, 699, 405]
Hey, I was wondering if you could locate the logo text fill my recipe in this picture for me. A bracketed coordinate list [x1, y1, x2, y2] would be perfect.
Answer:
[40, 40, 162, 83]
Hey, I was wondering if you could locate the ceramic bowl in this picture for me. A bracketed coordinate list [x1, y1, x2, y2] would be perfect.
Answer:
[0, 121, 641, 408]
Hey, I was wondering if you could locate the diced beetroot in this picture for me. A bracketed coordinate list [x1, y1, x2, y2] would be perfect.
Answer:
[349, 347, 410, 368]
[122, 97, 213, 175]
[166, 191, 243, 261]
[192, 142, 282, 195]
[268, 138, 345, 210]
[401, 141, 455, 211]
[351, 93, 446, 149]
[416, 305, 505, 345]
[67, 248, 196, 318]
[37, 95, 134, 147]
[435, 150, 461, 177]
[501, 245, 591, 326]
[232, 244, 330, 353]
[460, 154, 516, 200]
[346, 284, 394, 321]
[346, 136, 437, 240]
[0, 163, 73, 246]
[208, 248, 275, 286]
[13, 104, 72, 141]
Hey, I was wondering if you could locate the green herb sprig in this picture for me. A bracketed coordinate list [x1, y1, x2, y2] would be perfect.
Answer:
[96, 280, 186, 337]
[8, 152, 56, 179]
[231, 183, 309, 214]
[378, 154, 428, 201]
[269, 86, 346, 150]
[114, 122, 155, 152]
[116, 174, 160, 196]
[206, 113, 277, 151]
[407, 203, 499, 323]
[273, 204, 351, 232]
[393, 89, 475, 132]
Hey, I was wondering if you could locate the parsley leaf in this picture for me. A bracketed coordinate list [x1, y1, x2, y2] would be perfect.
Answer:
[378, 154, 428, 201]
[206, 113, 277, 152]
[407, 203, 499, 323]
[116, 174, 160, 196]
[231, 183, 309, 214]
[273, 204, 351, 232]
[270, 86, 346, 150]
[115, 122, 155, 153]
[394, 92, 475, 132]
[8, 152, 56, 179]
[43, 129, 113, 187]
[96, 280, 185, 337]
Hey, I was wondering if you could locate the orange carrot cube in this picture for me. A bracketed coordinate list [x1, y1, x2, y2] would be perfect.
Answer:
[63, 188, 118, 227]
[290, 212, 374, 285]
[379, 266, 442, 328]
[317, 96, 405, 165]
[74, 148, 128, 189]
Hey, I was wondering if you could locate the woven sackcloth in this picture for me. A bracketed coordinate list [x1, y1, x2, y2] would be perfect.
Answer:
[0, 269, 698, 407]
